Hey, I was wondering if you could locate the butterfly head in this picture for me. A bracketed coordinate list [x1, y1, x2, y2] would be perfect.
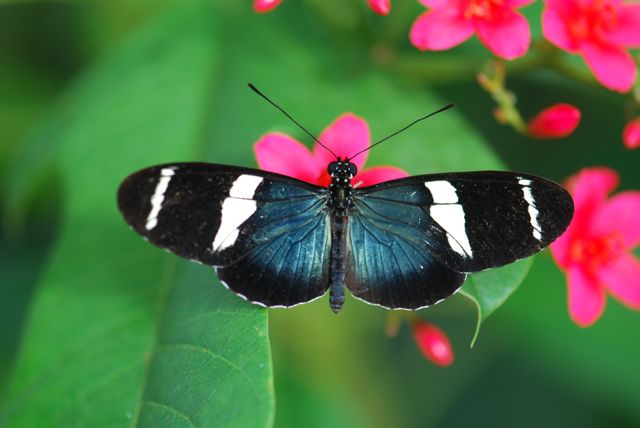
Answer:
[328, 159, 357, 182]
[327, 159, 356, 214]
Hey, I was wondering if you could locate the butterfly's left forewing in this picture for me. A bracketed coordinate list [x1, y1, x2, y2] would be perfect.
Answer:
[346, 171, 573, 309]
[117, 163, 331, 307]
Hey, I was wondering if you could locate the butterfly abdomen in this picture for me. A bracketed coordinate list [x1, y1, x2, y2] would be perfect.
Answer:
[329, 215, 348, 313]
[326, 160, 358, 313]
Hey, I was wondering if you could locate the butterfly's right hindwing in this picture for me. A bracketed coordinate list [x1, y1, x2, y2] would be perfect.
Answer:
[117, 163, 332, 306]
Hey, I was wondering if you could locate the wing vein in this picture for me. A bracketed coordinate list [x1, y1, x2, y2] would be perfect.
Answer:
[355, 199, 425, 231]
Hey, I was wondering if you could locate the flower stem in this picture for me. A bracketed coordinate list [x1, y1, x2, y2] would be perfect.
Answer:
[477, 59, 528, 134]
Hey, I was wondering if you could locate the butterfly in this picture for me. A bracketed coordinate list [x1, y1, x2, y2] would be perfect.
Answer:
[117, 85, 574, 313]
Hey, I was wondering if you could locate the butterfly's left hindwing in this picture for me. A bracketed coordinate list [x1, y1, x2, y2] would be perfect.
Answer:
[117, 163, 331, 307]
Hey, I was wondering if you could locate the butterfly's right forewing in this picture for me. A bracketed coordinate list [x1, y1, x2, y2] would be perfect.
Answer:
[117, 163, 332, 307]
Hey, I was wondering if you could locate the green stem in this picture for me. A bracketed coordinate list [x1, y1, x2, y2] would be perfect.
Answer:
[478, 59, 529, 134]
[382, 39, 597, 88]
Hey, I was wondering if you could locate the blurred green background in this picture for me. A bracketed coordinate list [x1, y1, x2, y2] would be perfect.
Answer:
[1, 1, 639, 427]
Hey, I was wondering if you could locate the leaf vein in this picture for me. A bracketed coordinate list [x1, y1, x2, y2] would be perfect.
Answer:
[141, 400, 198, 428]
[156, 342, 257, 398]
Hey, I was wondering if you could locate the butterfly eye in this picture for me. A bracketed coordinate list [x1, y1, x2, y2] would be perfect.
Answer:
[348, 163, 357, 177]
[328, 161, 339, 175]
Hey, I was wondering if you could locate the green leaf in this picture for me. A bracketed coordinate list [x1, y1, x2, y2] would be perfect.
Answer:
[1, 4, 274, 427]
[460, 258, 533, 347]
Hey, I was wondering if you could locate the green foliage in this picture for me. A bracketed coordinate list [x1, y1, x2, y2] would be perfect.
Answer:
[501, 253, 640, 422]
[1, 4, 274, 427]
[461, 258, 533, 346]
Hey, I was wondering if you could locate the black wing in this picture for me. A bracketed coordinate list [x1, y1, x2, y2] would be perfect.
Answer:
[117, 163, 331, 307]
[345, 171, 573, 309]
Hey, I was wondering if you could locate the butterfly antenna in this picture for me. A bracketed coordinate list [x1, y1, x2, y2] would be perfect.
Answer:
[347, 103, 456, 162]
[248, 83, 339, 160]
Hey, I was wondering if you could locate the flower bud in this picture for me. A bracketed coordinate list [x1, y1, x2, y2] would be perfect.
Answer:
[528, 104, 581, 139]
[623, 118, 640, 149]
[253, 0, 282, 13]
[412, 320, 454, 366]
[368, 0, 391, 15]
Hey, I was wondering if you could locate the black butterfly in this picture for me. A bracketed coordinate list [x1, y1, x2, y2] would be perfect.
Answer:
[117, 86, 574, 313]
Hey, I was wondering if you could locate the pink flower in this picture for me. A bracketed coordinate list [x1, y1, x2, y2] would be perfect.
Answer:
[412, 320, 454, 366]
[410, 0, 534, 60]
[551, 168, 640, 327]
[528, 103, 582, 139]
[369, 0, 391, 15]
[255, 113, 408, 187]
[253, 0, 282, 13]
[542, 0, 640, 93]
[623, 118, 640, 149]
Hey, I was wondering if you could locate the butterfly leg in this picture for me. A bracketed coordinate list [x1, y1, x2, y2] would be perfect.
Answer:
[329, 215, 347, 313]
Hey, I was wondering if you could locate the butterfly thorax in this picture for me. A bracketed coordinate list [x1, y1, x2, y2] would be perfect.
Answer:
[327, 159, 356, 218]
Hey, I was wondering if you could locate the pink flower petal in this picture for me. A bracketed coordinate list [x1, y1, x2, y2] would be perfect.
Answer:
[567, 265, 606, 327]
[551, 221, 576, 269]
[552, 168, 619, 268]
[253, 0, 282, 13]
[590, 191, 640, 249]
[353, 166, 409, 188]
[581, 41, 637, 93]
[410, 9, 474, 51]
[505, 0, 535, 7]
[544, 0, 586, 17]
[314, 113, 370, 172]
[567, 167, 618, 231]
[418, 0, 454, 8]
[542, 8, 578, 52]
[368, 0, 391, 15]
[598, 254, 640, 309]
[606, 4, 640, 48]
[254, 132, 321, 183]
[475, 9, 531, 60]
